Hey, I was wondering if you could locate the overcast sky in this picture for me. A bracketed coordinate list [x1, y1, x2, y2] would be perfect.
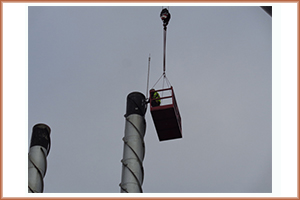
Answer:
[27, 5, 272, 193]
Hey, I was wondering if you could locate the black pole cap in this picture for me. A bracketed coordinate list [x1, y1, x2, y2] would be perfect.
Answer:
[125, 92, 147, 117]
[30, 123, 51, 155]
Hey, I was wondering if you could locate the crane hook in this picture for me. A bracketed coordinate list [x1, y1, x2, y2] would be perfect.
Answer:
[160, 8, 171, 29]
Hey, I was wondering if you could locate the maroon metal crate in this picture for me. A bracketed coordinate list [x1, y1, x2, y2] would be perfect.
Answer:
[149, 87, 182, 141]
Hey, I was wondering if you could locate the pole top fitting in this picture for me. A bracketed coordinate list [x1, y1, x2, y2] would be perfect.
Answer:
[125, 92, 147, 117]
[33, 123, 51, 134]
[30, 123, 51, 154]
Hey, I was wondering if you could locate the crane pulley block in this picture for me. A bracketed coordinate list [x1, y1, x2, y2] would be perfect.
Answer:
[160, 8, 171, 27]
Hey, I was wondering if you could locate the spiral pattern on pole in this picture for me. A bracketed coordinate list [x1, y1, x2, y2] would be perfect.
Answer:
[120, 114, 146, 193]
[28, 146, 48, 193]
[28, 123, 51, 193]
[120, 92, 147, 193]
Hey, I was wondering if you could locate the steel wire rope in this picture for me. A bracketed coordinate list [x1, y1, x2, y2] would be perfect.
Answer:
[151, 73, 164, 89]
[163, 27, 167, 74]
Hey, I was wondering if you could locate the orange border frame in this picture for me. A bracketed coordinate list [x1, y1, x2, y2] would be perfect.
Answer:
[0, 1, 299, 199]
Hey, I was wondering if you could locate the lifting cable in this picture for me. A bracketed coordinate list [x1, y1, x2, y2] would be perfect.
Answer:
[150, 23, 169, 90]
[163, 26, 167, 76]
[151, 7, 172, 90]
[161, 7, 170, 78]
[147, 7, 172, 99]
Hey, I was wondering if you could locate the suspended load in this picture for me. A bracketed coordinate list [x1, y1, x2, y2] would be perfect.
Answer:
[149, 8, 182, 142]
[150, 87, 182, 141]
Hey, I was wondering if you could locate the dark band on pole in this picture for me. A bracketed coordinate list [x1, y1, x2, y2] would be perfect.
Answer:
[125, 92, 147, 117]
[30, 123, 51, 154]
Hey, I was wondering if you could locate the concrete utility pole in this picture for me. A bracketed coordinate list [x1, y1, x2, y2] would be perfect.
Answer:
[120, 92, 147, 193]
[28, 123, 51, 193]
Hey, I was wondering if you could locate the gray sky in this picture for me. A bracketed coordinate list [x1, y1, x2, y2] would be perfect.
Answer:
[28, 6, 272, 193]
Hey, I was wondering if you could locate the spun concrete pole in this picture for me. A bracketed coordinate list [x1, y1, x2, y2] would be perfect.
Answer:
[120, 92, 147, 193]
[28, 123, 51, 193]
